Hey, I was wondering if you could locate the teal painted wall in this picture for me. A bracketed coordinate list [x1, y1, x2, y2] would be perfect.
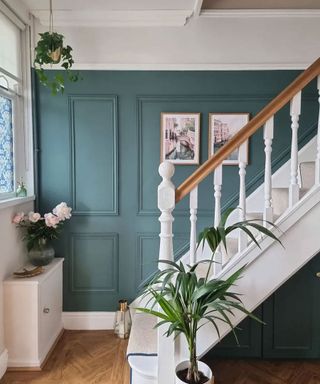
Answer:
[35, 70, 318, 311]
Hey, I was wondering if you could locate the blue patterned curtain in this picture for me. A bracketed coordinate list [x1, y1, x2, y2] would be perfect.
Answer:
[0, 95, 14, 193]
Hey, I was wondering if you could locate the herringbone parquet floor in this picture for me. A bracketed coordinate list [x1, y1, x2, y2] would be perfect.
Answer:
[1, 331, 130, 384]
[1, 330, 320, 384]
[205, 359, 320, 384]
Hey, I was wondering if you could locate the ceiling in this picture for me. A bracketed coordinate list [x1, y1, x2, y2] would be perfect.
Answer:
[22, 0, 195, 11]
[21, 0, 320, 28]
[23, 0, 320, 13]
[18, 0, 320, 70]
[22, 0, 196, 27]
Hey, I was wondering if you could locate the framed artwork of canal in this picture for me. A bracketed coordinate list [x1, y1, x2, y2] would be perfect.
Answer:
[208, 113, 250, 165]
[160, 112, 200, 165]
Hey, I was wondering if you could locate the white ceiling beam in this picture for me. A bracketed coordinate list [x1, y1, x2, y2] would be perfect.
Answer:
[31, 9, 194, 27]
[200, 9, 320, 18]
[193, 0, 204, 17]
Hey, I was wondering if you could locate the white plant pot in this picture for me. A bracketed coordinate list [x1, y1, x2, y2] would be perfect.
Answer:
[175, 360, 214, 384]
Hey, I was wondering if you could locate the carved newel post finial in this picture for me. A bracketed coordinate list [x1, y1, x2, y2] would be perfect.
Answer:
[158, 161, 175, 182]
[158, 161, 175, 271]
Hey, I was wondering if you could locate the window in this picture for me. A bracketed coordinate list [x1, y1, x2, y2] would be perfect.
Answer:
[0, 6, 33, 202]
[0, 93, 14, 193]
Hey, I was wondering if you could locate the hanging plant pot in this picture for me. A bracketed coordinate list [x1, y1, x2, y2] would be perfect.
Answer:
[175, 361, 214, 384]
[34, 31, 80, 95]
[49, 46, 61, 63]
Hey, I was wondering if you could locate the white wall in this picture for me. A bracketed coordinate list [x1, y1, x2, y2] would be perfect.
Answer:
[0, 2, 34, 369]
[0, 201, 33, 370]
[0, 1, 32, 375]
[33, 14, 320, 69]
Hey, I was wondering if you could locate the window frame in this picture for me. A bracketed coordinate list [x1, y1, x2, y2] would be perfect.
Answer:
[0, 3, 34, 207]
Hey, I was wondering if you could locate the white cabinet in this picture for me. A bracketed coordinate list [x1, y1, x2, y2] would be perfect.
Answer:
[4, 258, 64, 369]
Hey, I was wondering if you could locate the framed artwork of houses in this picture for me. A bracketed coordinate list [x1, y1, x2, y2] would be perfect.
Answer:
[208, 113, 250, 165]
[160, 112, 200, 165]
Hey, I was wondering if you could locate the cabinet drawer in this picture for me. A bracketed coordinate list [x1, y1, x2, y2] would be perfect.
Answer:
[39, 264, 63, 358]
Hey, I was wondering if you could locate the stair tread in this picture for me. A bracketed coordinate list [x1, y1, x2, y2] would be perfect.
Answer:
[272, 187, 309, 192]
[195, 237, 238, 278]
[127, 312, 157, 356]
[300, 161, 315, 189]
[246, 211, 281, 221]
[224, 213, 280, 244]
[199, 237, 238, 256]
[246, 211, 263, 219]
[271, 187, 310, 217]
[272, 187, 310, 200]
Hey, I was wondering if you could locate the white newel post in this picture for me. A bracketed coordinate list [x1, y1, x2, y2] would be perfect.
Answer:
[213, 165, 223, 274]
[238, 143, 248, 252]
[158, 162, 175, 269]
[157, 161, 175, 384]
[289, 91, 301, 207]
[189, 186, 198, 266]
[263, 116, 274, 223]
[315, 76, 320, 185]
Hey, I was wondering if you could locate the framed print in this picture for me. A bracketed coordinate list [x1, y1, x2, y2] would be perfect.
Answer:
[208, 113, 250, 165]
[160, 112, 200, 165]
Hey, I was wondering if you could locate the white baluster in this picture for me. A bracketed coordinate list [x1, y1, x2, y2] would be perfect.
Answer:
[263, 116, 274, 223]
[238, 143, 248, 252]
[315, 76, 320, 185]
[157, 161, 175, 384]
[289, 91, 301, 207]
[189, 186, 198, 266]
[214, 165, 222, 227]
[213, 165, 223, 275]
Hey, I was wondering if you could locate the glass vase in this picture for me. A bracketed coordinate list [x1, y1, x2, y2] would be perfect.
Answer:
[114, 299, 132, 339]
[28, 238, 55, 266]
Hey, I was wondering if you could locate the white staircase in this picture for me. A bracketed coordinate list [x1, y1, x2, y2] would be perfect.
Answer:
[127, 59, 320, 384]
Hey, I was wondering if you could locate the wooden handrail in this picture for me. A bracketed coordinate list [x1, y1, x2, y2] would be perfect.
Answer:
[175, 57, 320, 203]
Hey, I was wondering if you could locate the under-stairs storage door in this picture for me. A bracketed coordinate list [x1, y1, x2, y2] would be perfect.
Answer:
[262, 254, 320, 358]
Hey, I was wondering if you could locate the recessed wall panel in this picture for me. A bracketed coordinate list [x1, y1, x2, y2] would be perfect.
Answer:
[70, 233, 119, 292]
[70, 96, 118, 215]
[136, 232, 189, 289]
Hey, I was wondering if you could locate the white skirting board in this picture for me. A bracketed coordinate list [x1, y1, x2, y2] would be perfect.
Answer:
[62, 312, 116, 330]
[0, 349, 8, 379]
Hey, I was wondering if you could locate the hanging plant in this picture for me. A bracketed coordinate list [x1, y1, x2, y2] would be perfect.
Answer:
[33, 1, 80, 95]
[34, 32, 80, 95]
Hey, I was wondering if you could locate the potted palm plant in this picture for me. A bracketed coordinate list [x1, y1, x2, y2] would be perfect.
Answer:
[138, 208, 281, 384]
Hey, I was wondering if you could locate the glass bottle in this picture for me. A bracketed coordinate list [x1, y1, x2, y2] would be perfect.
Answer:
[114, 299, 132, 339]
[16, 180, 27, 197]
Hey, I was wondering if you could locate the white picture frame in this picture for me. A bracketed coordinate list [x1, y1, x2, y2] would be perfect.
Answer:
[160, 112, 200, 165]
[208, 113, 250, 165]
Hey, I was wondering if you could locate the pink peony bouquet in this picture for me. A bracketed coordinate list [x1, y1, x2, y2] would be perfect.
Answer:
[13, 202, 72, 251]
